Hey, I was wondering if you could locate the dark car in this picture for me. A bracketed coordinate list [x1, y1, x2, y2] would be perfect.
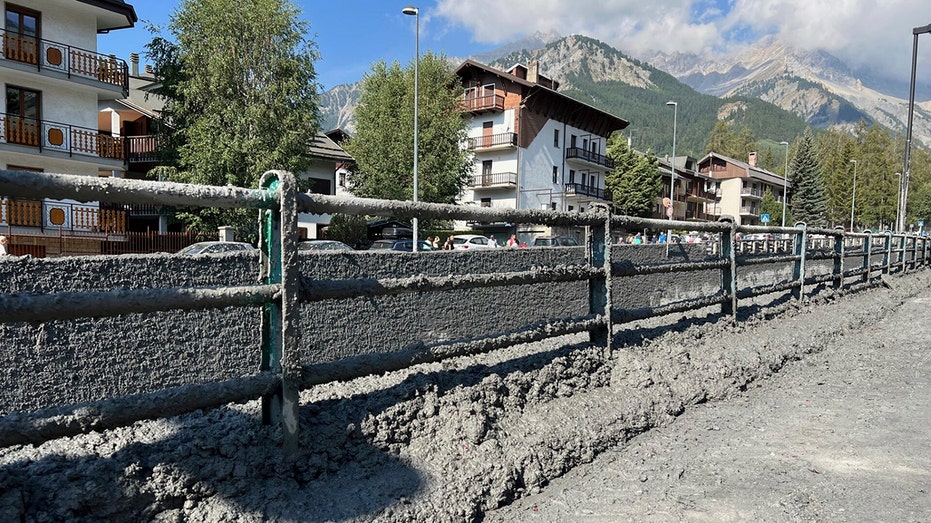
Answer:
[368, 239, 434, 252]
[532, 236, 580, 247]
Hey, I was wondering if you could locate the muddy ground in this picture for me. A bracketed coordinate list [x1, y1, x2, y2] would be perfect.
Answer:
[1, 270, 929, 522]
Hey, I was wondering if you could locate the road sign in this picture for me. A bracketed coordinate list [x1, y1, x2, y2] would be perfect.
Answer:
[662, 197, 671, 208]
[666, 206, 674, 218]
[920, 220, 925, 227]
[761, 213, 770, 223]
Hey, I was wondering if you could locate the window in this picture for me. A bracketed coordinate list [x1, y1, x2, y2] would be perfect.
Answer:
[551, 202, 557, 210]
[5, 85, 40, 146]
[568, 169, 575, 184]
[480, 197, 491, 208]
[568, 205, 574, 212]
[570, 135, 577, 149]
[309, 178, 331, 195]
[4, 4, 40, 65]
[338, 172, 346, 187]
[553, 129, 560, 148]
[552, 166, 558, 184]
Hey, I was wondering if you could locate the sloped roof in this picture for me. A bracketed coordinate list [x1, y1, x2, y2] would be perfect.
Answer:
[77, 0, 137, 32]
[309, 132, 353, 162]
[699, 151, 789, 187]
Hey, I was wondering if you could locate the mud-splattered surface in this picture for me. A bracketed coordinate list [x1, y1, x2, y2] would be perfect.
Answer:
[1, 270, 929, 522]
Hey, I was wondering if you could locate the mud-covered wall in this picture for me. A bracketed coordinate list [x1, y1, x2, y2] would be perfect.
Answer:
[0, 243, 775, 415]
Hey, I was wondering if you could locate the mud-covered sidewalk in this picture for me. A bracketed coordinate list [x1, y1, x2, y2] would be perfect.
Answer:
[1, 271, 929, 522]
[486, 274, 931, 522]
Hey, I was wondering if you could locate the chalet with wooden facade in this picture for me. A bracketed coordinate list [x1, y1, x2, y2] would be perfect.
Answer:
[655, 155, 716, 222]
[456, 59, 629, 238]
[698, 151, 791, 226]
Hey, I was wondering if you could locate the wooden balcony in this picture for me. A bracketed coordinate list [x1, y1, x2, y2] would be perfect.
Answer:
[1, 29, 128, 92]
[1, 197, 127, 233]
[1, 113, 124, 161]
[126, 135, 162, 163]
[466, 132, 518, 150]
[470, 171, 517, 188]
[462, 93, 505, 113]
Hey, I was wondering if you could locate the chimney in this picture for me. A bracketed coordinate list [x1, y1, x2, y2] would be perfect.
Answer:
[144, 64, 153, 75]
[130, 53, 139, 76]
[748, 151, 758, 167]
[528, 60, 539, 84]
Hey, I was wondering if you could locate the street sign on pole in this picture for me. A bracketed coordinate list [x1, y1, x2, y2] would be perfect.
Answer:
[666, 206, 674, 218]
[761, 213, 770, 224]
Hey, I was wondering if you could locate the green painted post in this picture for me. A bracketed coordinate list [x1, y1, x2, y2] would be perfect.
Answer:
[792, 223, 807, 301]
[259, 170, 301, 454]
[882, 232, 893, 274]
[587, 203, 611, 351]
[900, 234, 908, 273]
[833, 229, 844, 289]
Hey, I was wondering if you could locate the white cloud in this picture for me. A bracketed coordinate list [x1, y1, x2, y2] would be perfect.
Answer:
[433, 0, 931, 85]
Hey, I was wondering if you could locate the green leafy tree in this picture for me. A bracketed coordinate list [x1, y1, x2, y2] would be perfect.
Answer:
[789, 128, 828, 227]
[605, 133, 661, 217]
[146, 0, 320, 240]
[705, 120, 736, 156]
[345, 52, 472, 207]
[324, 213, 369, 249]
[760, 188, 790, 226]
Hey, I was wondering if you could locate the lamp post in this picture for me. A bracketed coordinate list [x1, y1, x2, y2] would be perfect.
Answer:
[402, 5, 420, 251]
[849, 159, 858, 232]
[901, 23, 931, 233]
[780, 141, 790, 227]
[894, 172, 902, 231]
[666, 101, 677, 252]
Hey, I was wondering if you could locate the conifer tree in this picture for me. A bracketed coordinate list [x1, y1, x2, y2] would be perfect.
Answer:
[605, 133, 661, 217]
[789, 128, 828, 227]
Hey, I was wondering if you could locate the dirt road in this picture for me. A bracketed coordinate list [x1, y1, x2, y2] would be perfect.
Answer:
[484, 278, 931, 522]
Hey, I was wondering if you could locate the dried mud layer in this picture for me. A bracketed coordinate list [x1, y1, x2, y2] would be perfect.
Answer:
[1, 270, 930, 522]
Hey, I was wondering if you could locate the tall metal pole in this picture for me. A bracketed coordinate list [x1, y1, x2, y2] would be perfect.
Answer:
[895, 172, 902, 231]
[901, 24, 931, 232]
[850, 159, 858, 232]
[403, 6, 420, 251]
[780, 141, 790, 227]
[666, 101, 677, 253]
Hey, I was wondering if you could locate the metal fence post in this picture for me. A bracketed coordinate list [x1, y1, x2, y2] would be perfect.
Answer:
[899, 234, 908, 273]
[882, 232, 893, 274]
[833, 228, 844, 289]
[259, 170, 301, 454]
[587, 203, 611, 351]
[721, 222, 737, 318]
[861, 232, 872, 284]
[792, 222, 807, 301]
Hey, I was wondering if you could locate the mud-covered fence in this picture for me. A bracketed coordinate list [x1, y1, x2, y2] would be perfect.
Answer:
[0, 168, 928, 453]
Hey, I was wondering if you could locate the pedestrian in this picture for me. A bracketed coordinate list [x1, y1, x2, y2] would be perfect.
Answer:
[425, 236, 433, 248]
[432, 236, 440, 249]
[443, 235, 455, 250]
[488, 235, 498, 248]
[0, 235, 7, 255]
[633, 233, 643, 245]
[507, 234, 519, 248]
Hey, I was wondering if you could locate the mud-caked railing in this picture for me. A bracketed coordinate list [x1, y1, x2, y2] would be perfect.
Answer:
[1, 168, 929, 453]
[0, 168, 303, 451]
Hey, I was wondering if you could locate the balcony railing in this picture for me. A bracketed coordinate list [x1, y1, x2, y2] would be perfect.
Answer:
[1, 28, 128, 91]
[466, 132, 518, 149]
[0, 113, 124, 161]
[462, 93, 505, 112]
[126, 135, 163, 163]
[564, 183, 610, 201]
[470, 171, 517, 188]
[740, 187, 763, 198]
[687, 187, 716, 200]
[739, 206, 759, 216]
[565, 147, 614, 169]
[1, 197, 127, 233]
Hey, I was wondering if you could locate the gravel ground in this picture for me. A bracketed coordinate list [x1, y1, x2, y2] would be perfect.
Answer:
[1, 270, 928, 522]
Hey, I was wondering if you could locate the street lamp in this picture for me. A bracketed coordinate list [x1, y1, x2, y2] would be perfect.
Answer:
[666, 101, 677, 251]
[901, 23, 931, 233]
[403, 5, 420, 251]
[780, 141, 790, 227]
[849, 159, 858, 232]
[894, 172, 902, 231]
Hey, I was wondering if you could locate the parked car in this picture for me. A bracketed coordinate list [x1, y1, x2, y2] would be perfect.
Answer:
[532, 236, 580, 247]
[298, 240, 352, 252]
[176, 241, 255, 255]
[369, 239, 434, 252]
[451, 234, 494, 250]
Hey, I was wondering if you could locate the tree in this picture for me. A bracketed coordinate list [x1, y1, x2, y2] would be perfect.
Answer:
[345, 52, 472, 207]
[789, 128, 828, 227]
[146, 0, 320, 240]
[604, 133, 661, 217]
[705, 120, 735, 156]
[760, 188, 791, 227]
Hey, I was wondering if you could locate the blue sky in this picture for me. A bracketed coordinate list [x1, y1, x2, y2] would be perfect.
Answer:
[98, 0, 930, 92]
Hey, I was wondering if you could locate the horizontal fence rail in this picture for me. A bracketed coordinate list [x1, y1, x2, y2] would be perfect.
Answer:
[0, 168, 928, 453]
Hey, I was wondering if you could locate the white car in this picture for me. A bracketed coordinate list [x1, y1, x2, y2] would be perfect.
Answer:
[176, 241, 255, 255]
[451, 234, 494, 250]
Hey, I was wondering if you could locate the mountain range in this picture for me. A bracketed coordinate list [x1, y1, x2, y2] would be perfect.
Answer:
[319, 32, 931, 156]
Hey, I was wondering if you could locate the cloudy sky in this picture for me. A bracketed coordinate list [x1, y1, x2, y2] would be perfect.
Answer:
[101, 0, 930, 92]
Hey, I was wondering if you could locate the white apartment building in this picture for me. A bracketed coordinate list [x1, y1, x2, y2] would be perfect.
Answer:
[699, 151, 791, 226]
[1, 0, 136, 255]
[455, 59, 629, 241]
